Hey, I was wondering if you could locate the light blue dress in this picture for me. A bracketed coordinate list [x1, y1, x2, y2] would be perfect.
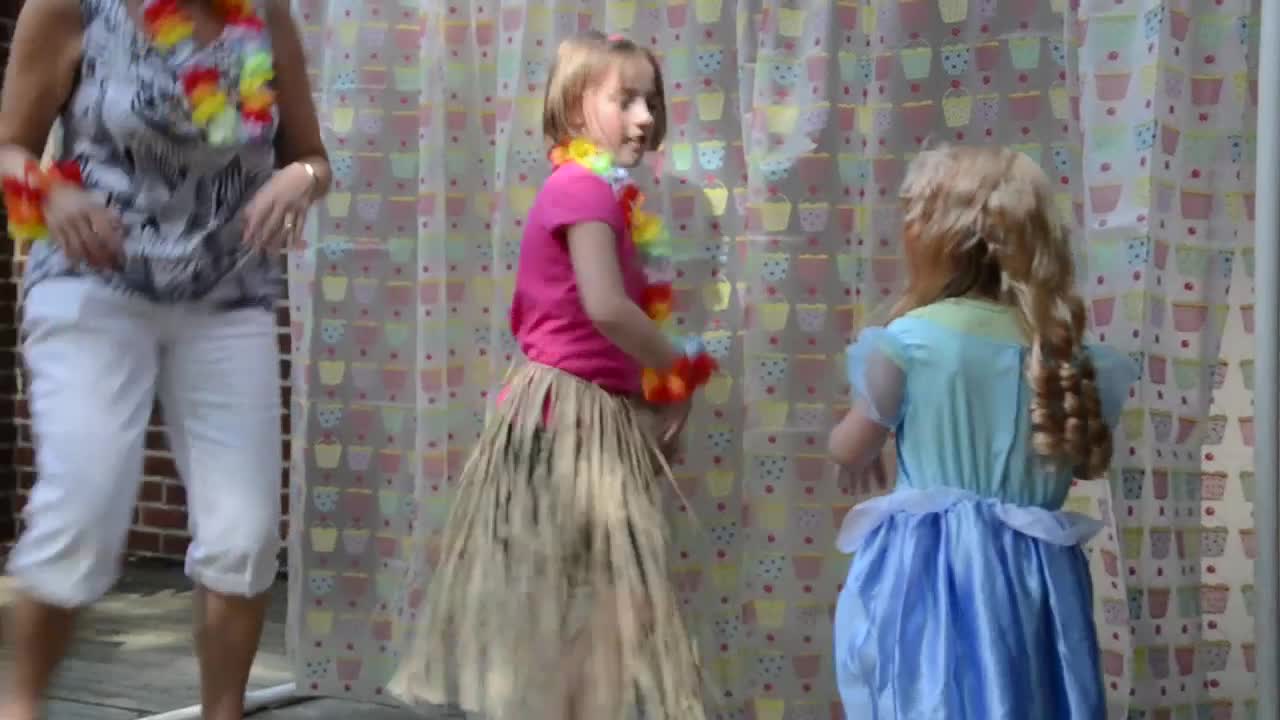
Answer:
[833, 298, 1137, 720]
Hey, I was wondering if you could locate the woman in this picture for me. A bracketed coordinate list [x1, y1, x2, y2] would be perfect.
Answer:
[0, 1, 330, 719]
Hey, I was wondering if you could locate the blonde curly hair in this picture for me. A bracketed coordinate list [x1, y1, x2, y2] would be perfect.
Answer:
[890, 145, 1112, 479]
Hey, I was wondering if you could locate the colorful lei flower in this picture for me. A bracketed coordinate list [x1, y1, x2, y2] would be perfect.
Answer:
[140, 0, 275, 146]
[142, 0, 195, 49]
[2, 160, 84, 248]
[642, 345, 718, 405]
[549, 139, 717, 404]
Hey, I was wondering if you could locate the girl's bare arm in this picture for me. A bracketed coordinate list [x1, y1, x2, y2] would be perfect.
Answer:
[567, 221, 681, 370]
[829, 409, 891, 469]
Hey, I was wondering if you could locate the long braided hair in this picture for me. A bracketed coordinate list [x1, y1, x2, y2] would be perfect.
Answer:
[889, 145, 1112, 479]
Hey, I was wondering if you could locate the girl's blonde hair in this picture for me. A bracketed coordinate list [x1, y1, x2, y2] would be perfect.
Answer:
[542, 31, 667, 150]
[890, 145, 1113, 479]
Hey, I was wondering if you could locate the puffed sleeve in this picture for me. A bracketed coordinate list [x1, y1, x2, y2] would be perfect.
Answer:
[845, 326, 909, 428]
[540, 166, 627, 239]
[1086, 344, 1138, 428]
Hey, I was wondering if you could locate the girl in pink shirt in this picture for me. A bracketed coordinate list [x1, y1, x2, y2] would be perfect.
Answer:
[392, 31, 714, 720]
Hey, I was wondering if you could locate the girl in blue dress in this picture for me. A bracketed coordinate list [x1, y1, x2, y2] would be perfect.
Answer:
[828, 145, 1137, 719]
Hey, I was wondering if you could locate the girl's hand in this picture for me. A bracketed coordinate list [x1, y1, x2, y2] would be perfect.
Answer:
[657, 397, 692, 457]
[242, 162, 315, 251]
[45, 184, 124, 270]
[659, 435, 683, 462]
[836, 449, 893, 495]
[866, 453, 890, 490]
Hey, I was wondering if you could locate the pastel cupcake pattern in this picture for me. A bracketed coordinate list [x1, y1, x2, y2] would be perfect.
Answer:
[1071, 1, 1260, 717]
[283, 1, 1259, 718]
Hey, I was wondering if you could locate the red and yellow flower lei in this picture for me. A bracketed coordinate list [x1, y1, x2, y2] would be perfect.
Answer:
[141, 0, 275, 145]
[2, 160, 84, 248]
[549, 139, 717, 404]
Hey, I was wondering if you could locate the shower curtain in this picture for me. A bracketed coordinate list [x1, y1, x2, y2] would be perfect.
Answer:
[284, 1, 1260, 717]
[1069, 0, 1260, 717]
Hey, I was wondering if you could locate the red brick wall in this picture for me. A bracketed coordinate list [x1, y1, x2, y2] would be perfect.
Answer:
[0, 0, 22, 546]
[0, 1, 294, 556]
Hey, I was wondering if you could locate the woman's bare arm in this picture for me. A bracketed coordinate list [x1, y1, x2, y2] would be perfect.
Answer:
[264, 0, 331, 196]
[0, 0, 84, 177]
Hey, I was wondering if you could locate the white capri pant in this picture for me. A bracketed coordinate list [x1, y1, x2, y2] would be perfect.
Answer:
[7, 276, 283, 607]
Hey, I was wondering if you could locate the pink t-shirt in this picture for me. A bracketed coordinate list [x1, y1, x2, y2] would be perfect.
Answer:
[508, 162, 647, 395]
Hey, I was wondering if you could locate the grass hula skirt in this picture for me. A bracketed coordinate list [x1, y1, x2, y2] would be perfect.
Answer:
[389, 362, 708, 719]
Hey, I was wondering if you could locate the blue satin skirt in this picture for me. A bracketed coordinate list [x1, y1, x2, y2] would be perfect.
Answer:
[833, 488, 1106, 720]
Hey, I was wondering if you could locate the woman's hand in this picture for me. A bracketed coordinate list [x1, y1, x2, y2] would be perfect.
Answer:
[254, 0, 330, 250]
[242, 162, 314, 251]
[45, 184, 123, 270]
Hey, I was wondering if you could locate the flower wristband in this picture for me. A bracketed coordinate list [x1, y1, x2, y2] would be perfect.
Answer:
[2, 160, 83, 247]
[642, 335, 718, 405]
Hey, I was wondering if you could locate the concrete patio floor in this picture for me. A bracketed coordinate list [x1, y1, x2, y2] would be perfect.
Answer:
[0, 560, 463, 719]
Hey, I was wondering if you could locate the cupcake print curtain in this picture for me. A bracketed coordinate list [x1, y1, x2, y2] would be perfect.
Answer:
[1069, 0, 1261, 717]
[284, 1, 1261, 717]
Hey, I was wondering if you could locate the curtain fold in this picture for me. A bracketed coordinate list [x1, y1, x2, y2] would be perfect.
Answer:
[285, 1, 1259, 716]
[1070, 1, 1260, 717]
